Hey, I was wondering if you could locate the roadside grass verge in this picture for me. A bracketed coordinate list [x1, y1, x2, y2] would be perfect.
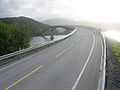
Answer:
[108, 39, 120, 62]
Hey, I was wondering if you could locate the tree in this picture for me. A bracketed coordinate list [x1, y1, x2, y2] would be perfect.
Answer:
[0, 21, 30, 56]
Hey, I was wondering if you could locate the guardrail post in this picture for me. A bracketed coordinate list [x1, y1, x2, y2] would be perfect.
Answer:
[0, 28, 76, 61]
[18, 48, 21, 59]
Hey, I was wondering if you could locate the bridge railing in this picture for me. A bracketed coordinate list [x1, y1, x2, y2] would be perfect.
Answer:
[0, 29, 76, 61]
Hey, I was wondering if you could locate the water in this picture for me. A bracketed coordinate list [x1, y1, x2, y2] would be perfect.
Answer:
[103, 30, 120, 42]
[30, 35, 66, 46]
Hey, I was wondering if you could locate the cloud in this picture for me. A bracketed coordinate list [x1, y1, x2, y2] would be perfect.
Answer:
[0, 0, 26, 17]
[0, 0, 72, 21]
[0, 0, 120, 22]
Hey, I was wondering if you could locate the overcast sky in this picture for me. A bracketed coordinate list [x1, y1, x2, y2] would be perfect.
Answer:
[0, 0, 120, 22]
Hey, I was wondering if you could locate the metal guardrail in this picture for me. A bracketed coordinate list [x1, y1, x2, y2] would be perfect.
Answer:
[99, 34, 107, 90]
[87, 27, 107, 90]
[0, 29, 76, 61]
[101, 34, 107, 90]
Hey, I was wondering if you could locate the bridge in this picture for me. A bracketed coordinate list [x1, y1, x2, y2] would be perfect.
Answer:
[0, 26, 106, 90]
[42, 26, 75, 40]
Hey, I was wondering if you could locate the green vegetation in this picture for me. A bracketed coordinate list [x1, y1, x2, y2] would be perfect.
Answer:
[109, 39, 120, 62]
[0, 21, 30, 56]
[0, 17, 71, 56]
[0, 17, 49, 37]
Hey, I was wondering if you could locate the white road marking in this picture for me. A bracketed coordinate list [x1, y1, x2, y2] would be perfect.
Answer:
[0, 46, 58, 71]
[72, 33, 96, 90]
[0, 55, 35, 70]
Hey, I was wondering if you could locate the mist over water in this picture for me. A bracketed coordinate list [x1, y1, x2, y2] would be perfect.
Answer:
[103, 30, 120, 42]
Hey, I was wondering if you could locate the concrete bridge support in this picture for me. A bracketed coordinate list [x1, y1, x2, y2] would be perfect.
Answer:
[50, 28, 54, 40]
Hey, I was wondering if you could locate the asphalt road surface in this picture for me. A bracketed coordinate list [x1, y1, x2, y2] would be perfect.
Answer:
[0, 26, 103, 90]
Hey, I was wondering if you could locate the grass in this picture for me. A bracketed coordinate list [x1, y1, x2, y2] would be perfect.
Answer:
[109, 39, 120, 62]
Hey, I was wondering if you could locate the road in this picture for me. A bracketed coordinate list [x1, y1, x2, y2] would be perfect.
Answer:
[0, 26, 103, 90]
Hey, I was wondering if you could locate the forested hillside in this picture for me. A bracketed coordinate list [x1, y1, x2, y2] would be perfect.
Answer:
[0, 21, 30, 56]
[0, 17, 49, 37]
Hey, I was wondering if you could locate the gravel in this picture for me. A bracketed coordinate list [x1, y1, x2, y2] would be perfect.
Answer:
[106, 38, 120, 90]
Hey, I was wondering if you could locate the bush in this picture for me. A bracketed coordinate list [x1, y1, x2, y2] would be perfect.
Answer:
[0, 21, 30, 56]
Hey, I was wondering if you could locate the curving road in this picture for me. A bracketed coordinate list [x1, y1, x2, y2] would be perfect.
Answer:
[0, 26, 103, 90]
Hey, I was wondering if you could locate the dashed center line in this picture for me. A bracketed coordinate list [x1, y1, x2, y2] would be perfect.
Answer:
[76, 38, 81, 42]
[4, 37, 82, 90]
[56, 44, 75, 58]
[4, 65, 44, 90]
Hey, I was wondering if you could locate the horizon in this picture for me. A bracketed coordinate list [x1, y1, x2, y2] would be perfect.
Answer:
[1, 16, 120, 24]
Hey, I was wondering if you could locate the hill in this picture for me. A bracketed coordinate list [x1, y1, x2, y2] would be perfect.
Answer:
[42, 18, 90, 26]
[42, 18, 77, 25]
[42, 18, 120, 32]
[0, 17, 49, 37]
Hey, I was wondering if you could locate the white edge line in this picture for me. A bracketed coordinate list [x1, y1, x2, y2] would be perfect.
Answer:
[0, 29, 76, 71]
[0, 55, 35, 70]
[72, 33, 95, 90]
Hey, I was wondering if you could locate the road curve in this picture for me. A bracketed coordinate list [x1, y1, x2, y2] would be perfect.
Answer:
[0, 26, 103, 90]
